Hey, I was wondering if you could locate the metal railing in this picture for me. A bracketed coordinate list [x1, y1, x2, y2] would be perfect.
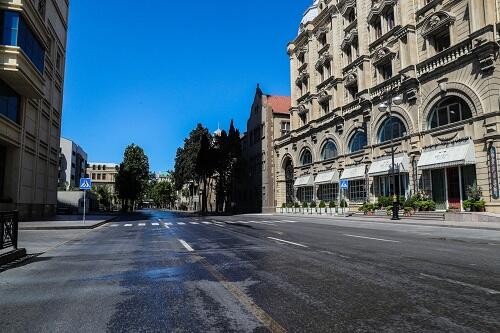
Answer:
[0, 211, 19, 250]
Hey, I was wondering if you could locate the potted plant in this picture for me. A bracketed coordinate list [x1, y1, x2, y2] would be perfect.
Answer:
[319, 200, 327, 214]
[404, 206, 413, 217]
[329, 200, 337, 214]
[386, 205, 393, 216]
[302, 201, 308, 214]
[464, 185, 486, 212]
[294, 202, 300, 213]
[309, 201, 317, 214]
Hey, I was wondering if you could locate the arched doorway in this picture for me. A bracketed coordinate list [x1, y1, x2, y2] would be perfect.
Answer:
[284, 158, 294, 204]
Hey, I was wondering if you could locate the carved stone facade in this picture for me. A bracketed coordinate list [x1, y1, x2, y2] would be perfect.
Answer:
[274, 0, 500, 212]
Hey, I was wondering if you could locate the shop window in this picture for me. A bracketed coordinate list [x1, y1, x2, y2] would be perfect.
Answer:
[318, 183, 339, 202]
[375, 174, 409, 197]
[321, 140, 338, 160]
[349, 131, 367, 153]
[378, 116, 407, 142]
[300, 149, 313, 166]
[348, 179, 366, 202]
[428, 96, 472, 129]
[297, 186, 314, 203]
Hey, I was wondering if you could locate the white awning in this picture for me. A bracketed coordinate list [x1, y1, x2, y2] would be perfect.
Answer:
[294, 175, 314, 187]
[314, 170, 340, 184]
[341, 165, 366, 180]
[417, 139, 476, 170]
[368, 154, 410, 176]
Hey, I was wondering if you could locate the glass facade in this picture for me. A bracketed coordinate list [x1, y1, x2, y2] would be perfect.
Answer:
[0, 11, 45, 73]
[348, 179, 366, 202]
[0, 79, 20, 123]
[321, 140, 338, 160]
[428, 97, 472, 129]
[297, 186, 313, 203]
[317, 183, 338, 202]
[378, 117, 407, 143]
[349, 131, 367, 153]
[374, 174, 409, 197]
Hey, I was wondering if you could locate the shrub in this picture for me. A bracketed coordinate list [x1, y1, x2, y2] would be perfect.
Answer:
[310, 201, 317, 208]
[329, 201, 337, 208]
[386, 205, 393, 216]
[359, 202, 375, 213]
[302, 202, 308, 208]
[281, 203, 286, 208]
[376, 196, 392, 208]
[294, 202, 300, 208]
[319, 201, 326, 208]
[340, 199, 348, 208]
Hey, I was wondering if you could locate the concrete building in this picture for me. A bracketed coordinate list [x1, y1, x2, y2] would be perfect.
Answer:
[87, 163, 119, 193]
[58, 137, 87, 190]
[240, 85, 290, 213]
[274, 0, 500, 212]
[0, 0, 69, 218]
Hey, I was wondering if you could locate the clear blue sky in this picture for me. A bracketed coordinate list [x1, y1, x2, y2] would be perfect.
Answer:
[62, 0, 312, 172]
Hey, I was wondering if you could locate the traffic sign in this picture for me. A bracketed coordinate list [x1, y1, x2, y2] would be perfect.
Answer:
[340, 179, 349, 189]
[79, 178, 92, 190]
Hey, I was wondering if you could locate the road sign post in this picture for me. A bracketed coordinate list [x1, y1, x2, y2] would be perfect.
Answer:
[79, 178, 92, 225]
[340, 179, 348, 217]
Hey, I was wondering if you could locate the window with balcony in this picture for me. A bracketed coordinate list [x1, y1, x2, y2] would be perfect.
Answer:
[429, 29, 450, 54]
[349, 131, 367, 153]
[377, 60, 393, 81]
[428, 96, 472, 129]
[0, 11, 45, 73]
[378, 116, 407, 142]
[0, 79, 20, 123]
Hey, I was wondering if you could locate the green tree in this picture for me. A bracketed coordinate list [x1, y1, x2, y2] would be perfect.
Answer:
[92, 185, 113, 211]
[151, 181, 177, 209]
[115, 144, 150, 212]
[195, 133, 216, 213]
[173, 124, 210, 191]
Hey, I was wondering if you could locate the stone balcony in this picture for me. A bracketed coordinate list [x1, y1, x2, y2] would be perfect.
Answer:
[0, 0, 49, 46]
[0, 45, 44, 98]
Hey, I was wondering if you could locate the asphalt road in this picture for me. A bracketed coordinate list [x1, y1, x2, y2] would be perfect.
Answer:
[1, 210, 499, 332]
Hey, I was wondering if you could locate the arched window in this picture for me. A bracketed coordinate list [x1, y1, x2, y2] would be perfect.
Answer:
[349, 131, 367, 153]
[284, 158, 294, 204]
[378, 116, 407, 143]
[300, 149, 313, 165]
[428, 96, 472, 129]
[321, 140, 338, 160]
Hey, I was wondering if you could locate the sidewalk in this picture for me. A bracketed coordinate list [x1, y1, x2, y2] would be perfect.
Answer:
[19, 215, 116, 230]
[272, 213, 500, 231]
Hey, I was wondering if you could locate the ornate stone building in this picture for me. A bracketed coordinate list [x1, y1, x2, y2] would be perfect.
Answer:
[274, 0, 500, 212]
[0, 0, 69, 218]
[240, 85, 290, 213]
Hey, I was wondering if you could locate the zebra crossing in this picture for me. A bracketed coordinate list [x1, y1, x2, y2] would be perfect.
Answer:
[107, 219, 298, 228]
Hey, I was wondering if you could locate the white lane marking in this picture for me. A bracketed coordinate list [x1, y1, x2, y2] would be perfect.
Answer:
[267, 237, 308, 248]
[163, 224, 170, 229]
[177, 222, 186, 225]
[343, 234, 400, 243]
[152, 223, 159, 226]
[237, 221, 249, 224]
[110, 224, 119, 227]
[164, 222, 172, 226]
[190, 222, 199, 225]
[281, 220, 298, 223]
[252, 221, 275, 225]
[420, 273, 500, 295]
[202, 222, 211, 224]
[124, 224, 133, 227]
[138, 223, 146, 227]
[179, 239, 194, 252]
[214, 223, 224, 227]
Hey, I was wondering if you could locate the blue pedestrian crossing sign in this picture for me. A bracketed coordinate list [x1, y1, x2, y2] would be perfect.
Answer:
[79, 178, 92, 190]
[340, 179, 349, 189]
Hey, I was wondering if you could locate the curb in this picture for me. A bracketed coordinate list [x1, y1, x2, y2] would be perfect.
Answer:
[0, 248, 27, 266]
[19, 216, 117, 231]
[272, 214, 500, 231]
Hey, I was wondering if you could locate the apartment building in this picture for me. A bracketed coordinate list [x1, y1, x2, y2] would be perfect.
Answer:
[87, 163, 119, 193]
[240, 85, 290, 213]
[274, 0, 500, 212]
[58, 137, 87, 189]
[0, 0, 69, 218]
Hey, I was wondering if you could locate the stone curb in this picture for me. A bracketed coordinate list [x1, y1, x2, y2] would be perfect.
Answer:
[0, 248, 27, 266]
[18, 216, 117, 231]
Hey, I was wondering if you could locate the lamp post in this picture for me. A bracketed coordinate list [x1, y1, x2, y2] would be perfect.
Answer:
[378, 95, 403, 220]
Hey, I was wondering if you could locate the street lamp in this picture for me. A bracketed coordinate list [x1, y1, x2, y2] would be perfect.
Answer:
[378, 95, 403, 220]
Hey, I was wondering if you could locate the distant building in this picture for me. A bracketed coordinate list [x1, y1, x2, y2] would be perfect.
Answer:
[86, 163, 119, 193]
[239, 85, 291, 213]
[0, 0, 70, 219]
[58, 138, 87, 190]
[155, 171, 170, 183]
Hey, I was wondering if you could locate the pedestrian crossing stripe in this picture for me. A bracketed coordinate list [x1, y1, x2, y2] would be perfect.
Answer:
[109, 219, 299, 228]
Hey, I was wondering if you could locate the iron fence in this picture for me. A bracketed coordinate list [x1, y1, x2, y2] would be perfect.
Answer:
[0, 211, 18, 250]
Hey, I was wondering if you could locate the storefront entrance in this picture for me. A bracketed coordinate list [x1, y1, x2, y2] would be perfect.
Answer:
[428, 166, 476, 211]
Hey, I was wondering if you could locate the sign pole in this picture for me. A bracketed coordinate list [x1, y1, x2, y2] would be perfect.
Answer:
[83, 190, 86, 225]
